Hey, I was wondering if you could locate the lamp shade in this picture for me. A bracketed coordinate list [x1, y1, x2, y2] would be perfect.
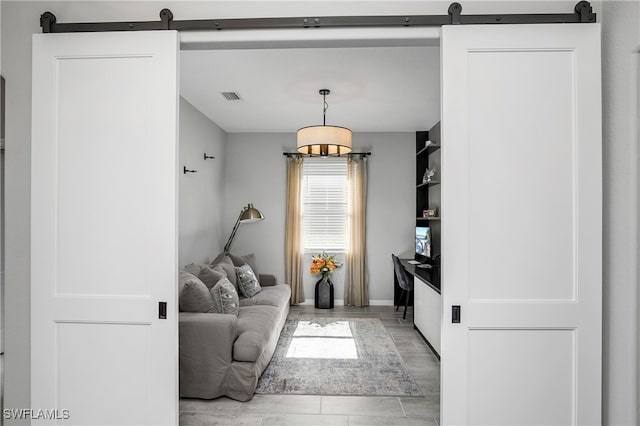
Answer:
[223, 203, 264, 252]
[297, 125, 352, 156]
[239, 203, 264, 223]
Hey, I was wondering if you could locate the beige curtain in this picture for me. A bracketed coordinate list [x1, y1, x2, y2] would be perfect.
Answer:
[345, 155, 369, 307]
[285, 156, 305, 305]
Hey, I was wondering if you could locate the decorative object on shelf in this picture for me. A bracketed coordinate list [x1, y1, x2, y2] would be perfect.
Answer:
[310, 251, 342, 309]
[424, 208, 438, 218]
[223, 203, 265, 252]
[203, 153, 215, 160]
[423, 168, 436, 183]
[183, 166, 197, 174]
[425, 140, 433, 148]
[297, 89, 352, 157]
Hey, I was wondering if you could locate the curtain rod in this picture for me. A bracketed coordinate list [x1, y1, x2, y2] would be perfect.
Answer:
[283, 152, 371, 158]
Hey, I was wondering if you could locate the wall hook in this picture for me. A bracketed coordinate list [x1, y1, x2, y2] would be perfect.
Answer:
[183, 166, 197, 174]
[204, 153, 216, 160]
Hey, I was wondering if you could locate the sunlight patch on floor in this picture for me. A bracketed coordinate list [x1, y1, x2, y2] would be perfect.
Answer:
[292, 321, 352, 337]
[286, 321, 358, 359]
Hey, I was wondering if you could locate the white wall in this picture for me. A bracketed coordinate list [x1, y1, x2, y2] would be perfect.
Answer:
[1, 2, 637, 425]
[178, 97, 226, 267]
[224, 132, 415, 304]
[601, 2, 640, 424]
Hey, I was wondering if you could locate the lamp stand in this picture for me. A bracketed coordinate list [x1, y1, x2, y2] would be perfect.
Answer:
[223, 215, 242, 253]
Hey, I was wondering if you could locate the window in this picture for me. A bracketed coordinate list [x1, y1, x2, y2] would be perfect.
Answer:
[302, 157, 348, 253]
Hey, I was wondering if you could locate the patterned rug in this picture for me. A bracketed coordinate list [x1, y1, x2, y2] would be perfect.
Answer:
[255, 317, 423, 397]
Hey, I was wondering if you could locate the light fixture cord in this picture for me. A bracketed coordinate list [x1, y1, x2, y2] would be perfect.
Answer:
[323, 92, 328, 126]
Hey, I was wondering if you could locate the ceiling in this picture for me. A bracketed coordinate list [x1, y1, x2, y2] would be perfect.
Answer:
[180, 45, 440, 134]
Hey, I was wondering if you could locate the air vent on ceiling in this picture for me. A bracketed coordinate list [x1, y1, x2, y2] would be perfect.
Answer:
[221, 91, 241, 101]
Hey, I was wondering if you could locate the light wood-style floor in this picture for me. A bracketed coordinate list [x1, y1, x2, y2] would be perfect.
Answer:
[180, 305, 441, 426]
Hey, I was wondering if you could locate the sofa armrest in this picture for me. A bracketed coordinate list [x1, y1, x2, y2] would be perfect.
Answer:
[179, 312, 239, 398]
[259, 274, 277, 287]
[179, 312, 238, 364]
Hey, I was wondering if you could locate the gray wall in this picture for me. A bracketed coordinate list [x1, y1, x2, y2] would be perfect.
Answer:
[2, 2, 638, 425]
[178, 97, 227, 267]
[601, 2, 640, 424]
[224, 132, 415, 304]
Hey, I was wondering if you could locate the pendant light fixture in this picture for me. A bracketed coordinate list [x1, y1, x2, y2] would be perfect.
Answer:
[297, 89, 352, 157]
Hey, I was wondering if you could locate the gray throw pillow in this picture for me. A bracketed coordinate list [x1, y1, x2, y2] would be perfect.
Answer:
[178, 271, 215, 313]
[184, 262, 208, 276]
[183, 263, 227, 289]
[228, 253, 260, 277]
[210, 256, 238, 290]
[235, 263, 262, 298]
[212, 252, 260, 278]
[210, 277, 240, 315]
[197, 264, 227, 289]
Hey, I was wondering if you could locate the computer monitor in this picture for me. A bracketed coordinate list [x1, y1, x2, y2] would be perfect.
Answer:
[415, 226, 431, 263]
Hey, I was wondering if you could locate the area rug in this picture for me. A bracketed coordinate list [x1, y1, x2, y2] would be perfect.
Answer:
[255, 317, 423, 397]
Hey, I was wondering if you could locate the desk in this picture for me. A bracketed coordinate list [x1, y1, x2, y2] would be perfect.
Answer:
[399, 259, 441, 358]
[399, 259, 440, 294]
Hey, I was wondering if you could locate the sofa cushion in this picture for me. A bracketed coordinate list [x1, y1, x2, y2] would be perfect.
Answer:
[184, 263, 227, 290]
[184, 262, 206, 276]
[210, 256, 238, 291]
[198, 265, 227, 289]
[233, 305, 280, 362]
[210, 277, 240, 315]
[236, 264, 262, 298]
[239, 284, 291, 311]
[213, 252, 260, 277]
[178, 272, 215, 313]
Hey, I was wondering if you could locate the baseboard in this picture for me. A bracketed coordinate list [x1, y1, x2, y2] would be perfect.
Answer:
[369, 299, 394, 306]
[298, 299, 394, 306]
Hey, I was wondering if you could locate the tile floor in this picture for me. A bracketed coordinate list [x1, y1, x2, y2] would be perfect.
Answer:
[179, 305, 441, 426]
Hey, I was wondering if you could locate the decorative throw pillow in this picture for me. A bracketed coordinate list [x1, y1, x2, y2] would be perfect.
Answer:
[197, 264, 227, 290]
[210, 256, 238, 290]
[178, 271, 215, 313]
[228, 253, 260, 277]
[183, 263, 227, 289]
[210, 277, 240, 315]
[235, 263, 262, 298]
[184, 262, 208, 276]
[212, 252, 260, 278]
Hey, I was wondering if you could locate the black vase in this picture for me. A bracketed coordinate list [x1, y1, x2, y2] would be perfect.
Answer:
[314, 275, 334, 309]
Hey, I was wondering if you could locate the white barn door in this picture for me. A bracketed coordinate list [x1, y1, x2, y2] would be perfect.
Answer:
[440, 24, 601, 425]
[31, 31, 179, 425]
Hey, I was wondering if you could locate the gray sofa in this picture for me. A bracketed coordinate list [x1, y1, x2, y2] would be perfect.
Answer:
[179, 273, 291, 401]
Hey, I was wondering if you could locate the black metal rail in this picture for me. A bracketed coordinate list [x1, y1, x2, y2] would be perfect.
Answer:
[40, 2, 595, 34]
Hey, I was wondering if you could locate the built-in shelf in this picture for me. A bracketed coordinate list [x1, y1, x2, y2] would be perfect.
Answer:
[417, 217, 441, 221]
[416, 181, 440, 189]
[416, 144, 441, 157]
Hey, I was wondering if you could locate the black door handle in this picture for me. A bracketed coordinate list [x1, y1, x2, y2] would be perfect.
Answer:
[452, 305, 461, 323]
[159, 301, 167, 319]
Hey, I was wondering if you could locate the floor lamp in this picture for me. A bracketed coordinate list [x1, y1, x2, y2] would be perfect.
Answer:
[224, 203, 265, 252]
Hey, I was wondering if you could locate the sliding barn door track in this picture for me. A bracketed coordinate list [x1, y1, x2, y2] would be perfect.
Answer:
[40, 1, 595, 34]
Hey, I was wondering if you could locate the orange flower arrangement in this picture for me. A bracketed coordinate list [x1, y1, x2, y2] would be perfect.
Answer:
[310, 251, 342, 280]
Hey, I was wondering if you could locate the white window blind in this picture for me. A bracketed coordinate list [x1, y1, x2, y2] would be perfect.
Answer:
[302, 157, 348, 253]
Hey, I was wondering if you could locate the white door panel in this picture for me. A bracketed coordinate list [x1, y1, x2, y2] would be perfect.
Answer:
[441, 24, 601, 425]
[31, 31, 179, 425]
